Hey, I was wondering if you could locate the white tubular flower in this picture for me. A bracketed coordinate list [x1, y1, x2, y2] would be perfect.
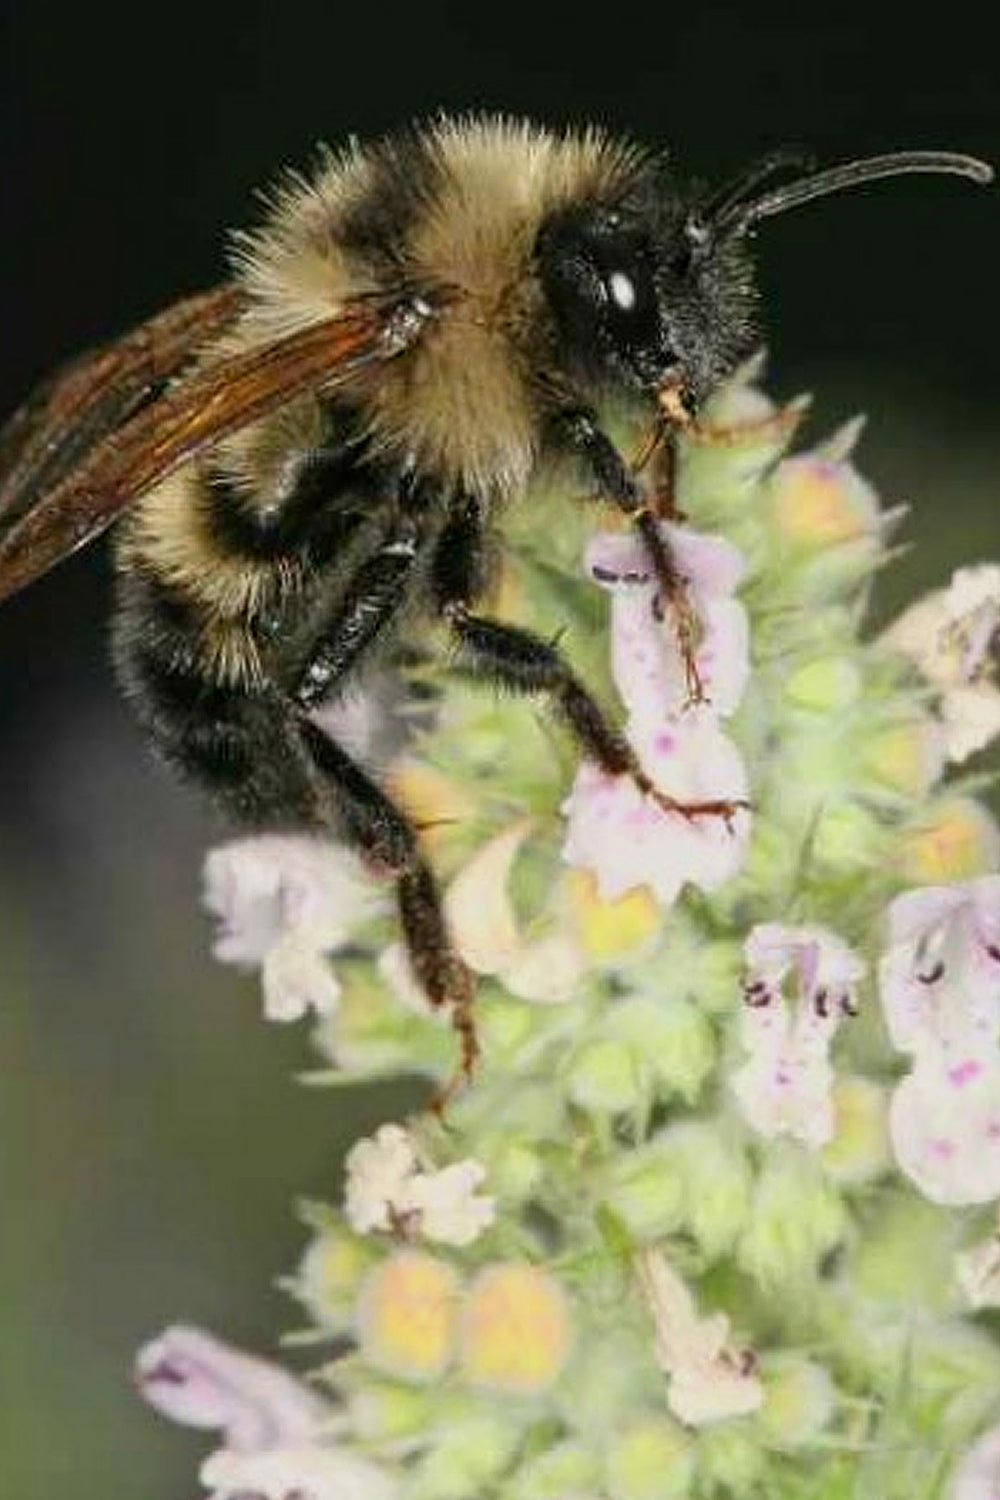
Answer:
[562, 713, 751, 906]
[731, 924, 863, 1149]
[136, 1325, 396, 1500]
[584, 524, 750, 720]
[880, 880, 1000, 1205]
[343, 1124, 420, 1235]
[883, 562, 1000, 764]
[397, 1159, 496, 1247]
[343, 1123, 494, 1246]
[949, 1421, 1000, 1500]
[635, 1249, 764, 1427]
[203, 834, 378, 1022]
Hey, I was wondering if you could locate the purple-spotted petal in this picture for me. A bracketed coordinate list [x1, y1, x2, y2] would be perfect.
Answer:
[585, 525, 749, 718]
[561, 713, 750, 906]
[889, 1052, 1000, 1205]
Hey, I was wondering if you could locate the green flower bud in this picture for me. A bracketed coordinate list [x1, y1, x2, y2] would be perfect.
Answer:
[810, 802, 886, 873]
[477, 1135, 545, 1202]
[567, 1038, 642, 1115]
[756, 1355, 836, 1447]
[408, 1409, 523, 1500]
[602, 1140, 686, 1240]
[738, 1148, 847, 1293]
[821, 1077, 891, 1188]
[606, 996, 715, 1104]
[514, 1441, 600, 1500]
[292, 1219, 379, 1334]
[347, 1378, 433, 1441]
[851, 1193, 956, 1315]
[696, 1423, 767, 1492]
[604, 1415, 695, 1500]
[557, 1330, 652, 1439]
[667, 1121, 753, 1259]
[784, 656, 863, 713]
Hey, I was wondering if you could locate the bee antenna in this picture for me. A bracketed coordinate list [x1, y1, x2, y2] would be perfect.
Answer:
[698, 148, 816, 225]
[717, 150, 994, 234]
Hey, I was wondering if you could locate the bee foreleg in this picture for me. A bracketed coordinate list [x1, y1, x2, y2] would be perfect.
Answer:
[552, 405, 706, 705]
[432, 504, 734, 824]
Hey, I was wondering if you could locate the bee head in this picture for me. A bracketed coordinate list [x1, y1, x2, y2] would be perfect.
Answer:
[536, 147, 991, 411]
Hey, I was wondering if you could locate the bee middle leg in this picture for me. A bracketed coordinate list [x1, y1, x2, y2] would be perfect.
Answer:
[432, 496, 740, 825]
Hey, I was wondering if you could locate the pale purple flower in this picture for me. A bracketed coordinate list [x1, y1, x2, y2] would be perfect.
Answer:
[880, 879, 1000, 1204]
[561, 712, 750, 904]
[203, 834, 378, 1022]
[135, 1325, 396, 1500]
[731, 924, 864, 1149]
[879, 879, 1000, 1057]
[635, 1249, 763, 1427]
[562, 520, 751, 905]
[585, 524, 749, 720]
[136, 1324, 325, 1448]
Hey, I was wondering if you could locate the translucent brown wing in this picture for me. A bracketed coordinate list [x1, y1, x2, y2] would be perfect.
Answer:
[0, 286, 438, 605]
[0, 285, 243, 533]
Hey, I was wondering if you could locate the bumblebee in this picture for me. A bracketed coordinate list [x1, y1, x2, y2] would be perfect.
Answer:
[0, 117, 989, 1078]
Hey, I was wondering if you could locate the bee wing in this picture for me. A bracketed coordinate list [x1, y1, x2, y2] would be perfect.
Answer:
[0, 287, 437, 605]
[0, 285, 244, 533]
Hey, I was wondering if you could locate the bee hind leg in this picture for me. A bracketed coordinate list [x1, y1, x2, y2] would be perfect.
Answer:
[295, 714, 478, 1088]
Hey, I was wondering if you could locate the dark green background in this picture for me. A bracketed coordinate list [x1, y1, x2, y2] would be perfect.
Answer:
[0, 4, 997, 1497]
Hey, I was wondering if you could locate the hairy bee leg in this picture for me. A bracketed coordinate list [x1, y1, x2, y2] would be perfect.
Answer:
[432, 508, 740, 824]
[296, 719, 477, 1089]
[553, 407, 706, 705]
[290, 518, 427, 708]
[278, 519, 477, 1088]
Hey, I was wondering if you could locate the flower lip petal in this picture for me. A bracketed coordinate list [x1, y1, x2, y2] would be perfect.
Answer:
[135, 1325, 325, 1451]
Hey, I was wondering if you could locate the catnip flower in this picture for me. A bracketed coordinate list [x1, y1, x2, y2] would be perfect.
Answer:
[584, 525, 750, 719]
[344, 1123, 494, 1246]
[635, 1248, 764, 1427]
[135, 1324, 396, 1500]
[880, 879, 1000, 1204]
[731, 923, 864, 1148]
[561, 518, 751, 904]
[884, 562, 1000, 764]
[203, 834, 377, 1021]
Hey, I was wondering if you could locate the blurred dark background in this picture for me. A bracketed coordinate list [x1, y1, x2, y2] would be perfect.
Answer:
[0, 4, 997, 1497]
